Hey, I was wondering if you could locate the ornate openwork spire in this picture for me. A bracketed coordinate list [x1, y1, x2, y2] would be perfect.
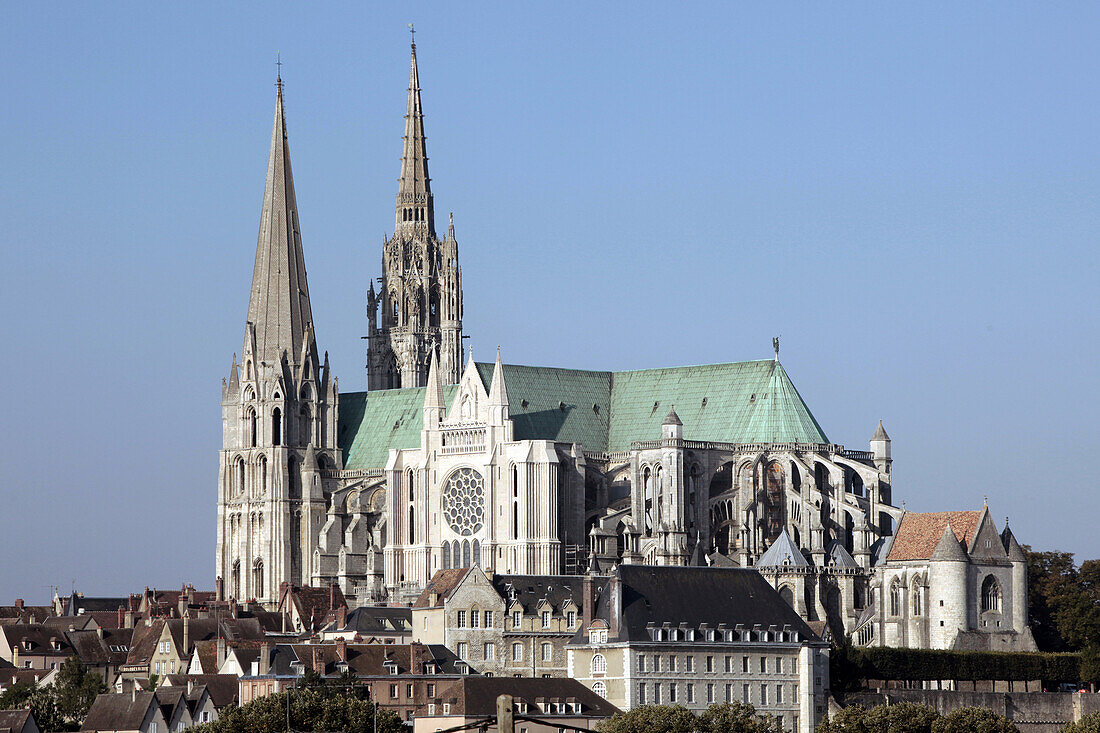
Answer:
[395, 38, 433, 235]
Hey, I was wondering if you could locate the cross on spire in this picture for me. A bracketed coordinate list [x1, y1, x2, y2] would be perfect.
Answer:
[276, 51, 283, 93]
[408, 22, 415, 46]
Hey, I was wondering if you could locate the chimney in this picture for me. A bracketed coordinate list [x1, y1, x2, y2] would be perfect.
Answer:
[216, 576, 224, 602]
[187, 680, 194, 695]
[229, 599, 238, 619]
[429, 592, 439, 608]
[260, 643, 271, 675]
[183, 617, 190, 654]
[124, 610, 135, 629]
[582, 576, 593, 629]
[608, 574, 622, 636]
[96, 627, 103, 640]
[311, 646, 323, 675]
[216, 637, 226, 669]
[336, 605, 348, 629]
[132, 688, 136, 702]
[410, 642, 423, 675]
[329, 583, 335, 612]
[14, 599, 24, 610]
[12, 644, 18, 669]
[335, 638, 347, 663]
[117, 607, 125, 628]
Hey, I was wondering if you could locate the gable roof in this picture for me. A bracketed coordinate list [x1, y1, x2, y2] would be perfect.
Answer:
[490, 575, 584, 613]
[340, 359, 828, 469]
[162, 675, 238, 708]
[0, 709, 33, 733]
[81, 691, 157, 732]
[887, 510, 983, 562]
[328, 607, 411, 635]
[412, 569, 471, 609]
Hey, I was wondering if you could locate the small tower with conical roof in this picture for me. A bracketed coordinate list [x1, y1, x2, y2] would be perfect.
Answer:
[870, 420, 892, 475]
[367, 36, 463, 390]
[217, 77, 340, 607]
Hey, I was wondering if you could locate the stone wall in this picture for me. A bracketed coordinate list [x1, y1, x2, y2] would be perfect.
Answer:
[844, 689, 1100, 733]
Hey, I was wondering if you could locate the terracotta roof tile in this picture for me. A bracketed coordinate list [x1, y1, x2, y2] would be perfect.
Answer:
[887, 510, 982, 561]
[412, 569, 470, 608]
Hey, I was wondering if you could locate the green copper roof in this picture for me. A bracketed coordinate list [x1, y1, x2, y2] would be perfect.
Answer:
[475, 363, 611, 449]
[339, 359, 828, 470]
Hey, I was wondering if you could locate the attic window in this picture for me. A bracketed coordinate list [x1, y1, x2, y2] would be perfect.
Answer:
[593, 404, 600, 415]
[701, 397, 707, 408]
[521, 399, 529, 409]
[559, 402, 566, 412]
[749, 394, 756, 403]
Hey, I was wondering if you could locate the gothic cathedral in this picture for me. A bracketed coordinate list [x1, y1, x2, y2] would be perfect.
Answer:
[215, 40, 1035, 652]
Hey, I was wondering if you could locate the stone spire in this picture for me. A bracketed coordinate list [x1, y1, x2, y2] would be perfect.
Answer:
[488, 347, 509, 408]
[424, 348, 445, 418]
[395, 39, 433, 236]
[245, 81, 316, 367]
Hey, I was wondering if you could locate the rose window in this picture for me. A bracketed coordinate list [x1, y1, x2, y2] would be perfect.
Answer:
[442, 467, 485, 536]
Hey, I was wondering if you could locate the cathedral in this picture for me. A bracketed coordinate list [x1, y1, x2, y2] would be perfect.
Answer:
[215, 40, 1034, 651]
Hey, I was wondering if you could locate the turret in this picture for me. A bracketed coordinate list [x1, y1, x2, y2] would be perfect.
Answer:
[870, 420, 892, 474]
[928, 523, 969, 647]
[661, 407, 683, 441]
[1001, 520, 1028, 634]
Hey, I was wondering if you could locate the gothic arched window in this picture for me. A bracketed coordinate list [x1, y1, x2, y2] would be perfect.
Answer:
[889, 578, 902, 616]
[247, 408, 257, 448]
[642, 467, 653, 534]
[472, 540, 481, 567]
[231, 561, 241, 600]
[981, 575, 1002, 613]
[253, 560, 264, 599]
[256, 455, 267, 496]
[911, 578, 923, 616]
[462, 540, 471, 568]
[235, 457, 246, 496]
[271, 407, 282, 446]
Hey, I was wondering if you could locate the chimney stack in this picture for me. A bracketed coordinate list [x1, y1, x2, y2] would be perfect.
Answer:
[410, 642, 424, 675]
[14, 599, 24, 610]
[335, 638, 347, 663]
[117, 607, 125, 628]
[229, 599, 238, 619]
[124, 609, 135, 629]
[608, 574, 622, 635]
[183, 617, 190, 655]
[216, 637, 226, 669]
[311, 646, 323, 675]
[260, 643, 271, 675]
[582, 576, 593, 629]
[336, 605, 348, 629]
[187, 680, 194, 695]
[216, 576, 224, 602]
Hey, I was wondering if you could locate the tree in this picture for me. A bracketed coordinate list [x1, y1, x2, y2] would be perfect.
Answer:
[698, 702, 782, 733]
[597, 705, 699, 733]
[25, 685, 70, 733]
[930, 707, 1017, 733]
[53, 657, 106, 723]
[1080, 645, 1100, 691]
[0, 681, 36, 711]
[191, 687, 404, 733]
[1063, 711, 1100, 733]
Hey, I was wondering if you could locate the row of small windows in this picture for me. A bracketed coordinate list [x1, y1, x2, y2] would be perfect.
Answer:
[637, 681, 796, 718]
[454, 640, 556, 665]
[401, 207, 426, 222]
[636, 653, 790, 675]
[442, 539, 481, 569]
[243, 404, 318, 448]
[648, 627, 800, 643]
[454, 608, 578, 631]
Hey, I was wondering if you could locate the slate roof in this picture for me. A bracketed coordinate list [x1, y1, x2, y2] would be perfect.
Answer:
[257, 642, 465, 677]
[66, 629, 133, 666]
[81, 691, 156, 732]
[328, 607, 411, 635]
[340, 359, 828, 470]
[756, 529, 809, 568]
[0, 709, 33, 733]
[491, 576, 583, 613]
[0, 625, 72, 657]
[595, 566, 818, 644]
[887, 511, 983, 562]
[427, 676, 619, 717]
[162, 675, 238, 708]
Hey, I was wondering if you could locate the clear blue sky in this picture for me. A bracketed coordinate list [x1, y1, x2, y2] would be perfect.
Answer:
[2, 3, 1097, 603]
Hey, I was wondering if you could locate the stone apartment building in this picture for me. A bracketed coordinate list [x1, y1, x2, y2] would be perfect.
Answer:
[567, 565, 829, 733]
[411, 567, 584, 677]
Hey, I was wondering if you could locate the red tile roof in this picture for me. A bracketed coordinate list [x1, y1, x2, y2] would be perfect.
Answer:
[412, 569, 470, 608]
[887, 510, 982, 561]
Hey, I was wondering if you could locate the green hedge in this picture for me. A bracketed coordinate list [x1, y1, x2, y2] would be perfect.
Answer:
[834, 646, 1081, 685]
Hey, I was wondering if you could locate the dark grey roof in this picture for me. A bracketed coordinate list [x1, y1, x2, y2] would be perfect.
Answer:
[871, 420, 890, 442]
[81, 691, 156, 732]
[756, 529, 809, 568]
[825, 541, 859, 569]
[0, 709, 33, 733]
[331, 606, 411, 635]
[430, 676, 619, 717]
[662, 407, 682, 426]
[162, 674, 238, 708]
[599, 566, 819, 643]
[492, 575, 585, 613]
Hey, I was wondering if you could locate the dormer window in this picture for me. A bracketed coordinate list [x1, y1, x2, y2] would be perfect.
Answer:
[383, 661, 398, 675]
[22, 640, 32, 651]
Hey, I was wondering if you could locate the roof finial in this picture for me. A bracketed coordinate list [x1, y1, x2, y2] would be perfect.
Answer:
[772, 336, 780, 361]
[983, 494, 988, 508]
[408, 22, 416, 47]
[276, 51, 283, 91]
